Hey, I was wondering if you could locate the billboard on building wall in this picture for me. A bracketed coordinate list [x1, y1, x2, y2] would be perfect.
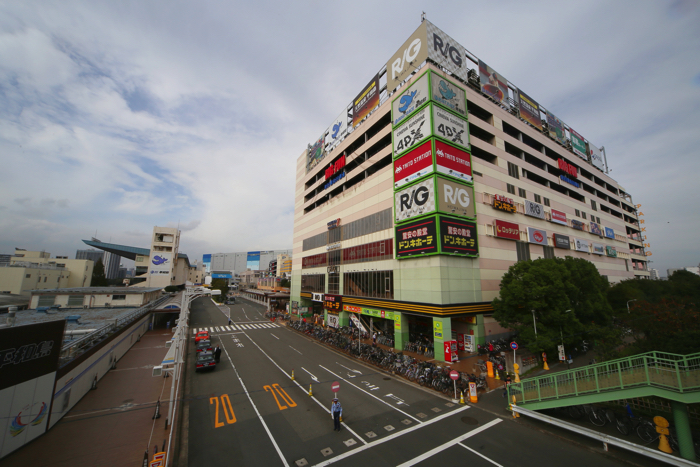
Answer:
[432, 105, 469, 151]
[554, 233, 571, 249]
[392, 72, 430, 127]
[424, 21, 470, 84]
[353, 74, 380, 127]
[524, 200, 545, 220]
[574, 238, 589, 252]
[325, 108, 349, 150]
[478, 60, 509, 107]
[395, 216, 438, 258]
[246, 251, 261, 270]
[393, 105, 432, 156]
[546, 111, 567, 146]
[569, 128, 588, 160]
[0, 320, 65, 458]
[592, 242, 605, 255]
[605, 227, 615, 239]
[495, 220, 520, 240]
[589, 144, 606, 171]
[394, 177, 436, 222]
[517, 90, 542, 130]
[437, 177, 475, 219]
[202, 254, 211, 273]
[551, 209, 567, 225]
[439, 216, 478, 256]
[527, 227, 548, 246]
[430, 73, 467, 118]
[150, 252, 172, 275]
[386, 22, 429, 93]
[394, 140, 435, 189]
[606, 245, 618, 257]
[435, 139, 472, 182]
[571, 219, 585, 231]
[307, 135, 326, 172]
[590, 222, 603, 237]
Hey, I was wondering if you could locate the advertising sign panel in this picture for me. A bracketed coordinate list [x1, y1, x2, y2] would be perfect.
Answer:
[353, 74, 380, 127]
[546, 111, 567, 146]
[527, 227, 548, 245]
[396, 216, 438, 258]
[434, 321, 443, 339]
[524, 200, 545, 220]
[325, 108, 349, 150]
[386, 22, 429, 94]
[493, 194, 517, 214]
[517, 89, 542, 130]
[551, 209, 567, 225]
[424, 21, 470, 84]
[439, 216, 478, 256]
[495, 220, 520, 240]
[393, 105, 431, 156]
[307, 135, 326, 172]
[592, 242, 605, 255]
[430, 73, 467, 117]
[604, 227, 615, 239]
[457, 333, 464, 351]
[478, 59, 509, 107]
[435, 139, 472, 182]
[571, 219, 585, 231]
[570, 128, 588, 160]
[432, 105, 469, 151]
[150, 252, 172, 275]
[590, 222, 603, 237]
[437, 177, 475, 219]
[554, 233, 571, 249]
[391, 72, 430, 127]
[589, 144, 605, 171]
[323, 294, 342, 312]
[394, 177, 435, 222]
[574, 238, 589, 252]
[327, 314, 339, 329]
[606, 245, 618, 257]
[394, 140, 434, 188]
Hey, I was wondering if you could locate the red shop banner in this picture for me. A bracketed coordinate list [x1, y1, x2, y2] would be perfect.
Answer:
[393, 140, 434, 188]
[435, 140, 472, 182]
[494, 220, 520, 240]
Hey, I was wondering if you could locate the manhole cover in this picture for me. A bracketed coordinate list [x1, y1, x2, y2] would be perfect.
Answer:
[383, 377, 390, 380]
[431, 407, 442, 413]
[384, 425, 395, 432]
[321, 448, 333, 457]
[416, 413, 428, 419]
[343, 439, 357, 447]
[365, 431, 377, 438]
[461, 416, 479, 425]
[445, 402, 455, 407]
[295, 459, 308, 467]
[401, 419, 412, 425]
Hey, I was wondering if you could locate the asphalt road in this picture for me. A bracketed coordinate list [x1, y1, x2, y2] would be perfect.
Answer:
[181, 297, 649, 467]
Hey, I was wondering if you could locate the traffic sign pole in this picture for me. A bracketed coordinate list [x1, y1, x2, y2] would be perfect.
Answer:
[449, 370, 459, 401]
[510, 342, 519, 377]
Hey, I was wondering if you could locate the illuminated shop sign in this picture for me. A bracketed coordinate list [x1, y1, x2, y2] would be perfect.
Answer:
[395, 216, 438, 258]
[439, 217, 478, 256]
[493, 194, 517, 213]
[393, 105, 431, 156]
[430, 73, 467, 118]
[325, 154, 346, 180]
[560, 175, 580, 188]
[437, 177, 475, 219]
[435, 140, 472, 182]
[432, 105, 469, 152]
[554, 233, 571, 249]
[324, 171, 345, 190]
[494, 220, 520, 240]
[395, 177, 435, 222]
[327, 218, 341, 230]
[324, 294, 342, 312]
[393, 140, 434, 189]
[392, 72, 430, 127]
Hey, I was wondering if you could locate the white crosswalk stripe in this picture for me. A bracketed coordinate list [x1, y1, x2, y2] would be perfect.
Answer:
[215, 326, 220, 332]
[224, 326, 231, 331]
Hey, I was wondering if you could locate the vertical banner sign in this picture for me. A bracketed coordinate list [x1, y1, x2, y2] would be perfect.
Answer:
[353, 74, 380, 127]
[435, 140, 472, 182]
[394, 177, 436, 222]
[589, 144, 605, 171]
[517, 90, 542, 130]
[386, 22, 429, 94]
[393, 105, 432, 156]
[478, 60, 509, 106]
[391, 72, 430, 127]
[325, 108, 349, 150]
[569, 128, 588, 160]
[546, 111, 567, 146]
[424, 21, 470, 84]
[395, 216, 438, 258]
[393, 140, 435, 189]
[439, 216, 478, 256]
[437, 177, 475, 219]
[432, 105, 469, 151]
[430, 73, 467, 118]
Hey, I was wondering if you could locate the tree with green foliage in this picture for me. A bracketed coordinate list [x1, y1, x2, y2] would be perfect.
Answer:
[211, 279, 229, 303]
[492, 257, 618, 359]
[91, 258, 109, 287]
[280, 278, 290, 288]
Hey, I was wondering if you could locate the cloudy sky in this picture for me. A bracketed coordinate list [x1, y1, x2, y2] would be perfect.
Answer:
[1, 1, 698, 276]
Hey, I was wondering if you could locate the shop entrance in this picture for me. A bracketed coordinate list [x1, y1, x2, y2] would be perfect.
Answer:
[404, 315, 435, 357]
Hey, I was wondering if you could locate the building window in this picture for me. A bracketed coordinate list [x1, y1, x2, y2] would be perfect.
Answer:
[543, 198, 550, 207]
[575, 209, 580, 217]
[506, 183, 515, 195]
[343, 271, 393, 299]
[37, 295, 56, 307]
[516, 242, 530, 262]
[597, 216, 601, 224]
[112, 295, 126, 300]
[26, 274, 31, 278]
[534, 194, 541, 204]
[582, 212, 587, 220]
[591, 200, 597, 211]
[518, 188, 527, 198]
[507, 162, 519, 179]
[543, 246, 555, 259]
[301, 274, 325, 293]
[67, 295, 84, 306]
[328, 273, 340, 294]
[43, 277, 47, 282]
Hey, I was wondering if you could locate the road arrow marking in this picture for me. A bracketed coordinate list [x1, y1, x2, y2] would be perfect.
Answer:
[385, 393, 409, 406]
[301, 367, 319, 382]
[337, 362, 362, 374]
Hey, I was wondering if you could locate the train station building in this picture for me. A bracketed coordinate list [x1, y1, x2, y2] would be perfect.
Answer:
[290, 20, 649, 362]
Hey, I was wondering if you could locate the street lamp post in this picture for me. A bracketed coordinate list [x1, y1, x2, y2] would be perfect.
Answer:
[559, 310, 571, 369]
[531, 310, 537, 339]
[627, 299, 638, 314]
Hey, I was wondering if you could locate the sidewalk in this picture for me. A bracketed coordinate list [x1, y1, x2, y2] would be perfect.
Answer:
[2, 329, 172, 467]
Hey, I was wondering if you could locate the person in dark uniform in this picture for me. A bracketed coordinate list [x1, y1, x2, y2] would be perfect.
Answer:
[214, 346, 222, 363]
[331, 398, 342, 431]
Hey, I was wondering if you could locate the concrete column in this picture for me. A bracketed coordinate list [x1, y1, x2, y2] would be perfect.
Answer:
[338, 310, 350, 327]
[432, 317, 452, 362]
[393, 312, 409, 352]
[671, 400, 695, 461]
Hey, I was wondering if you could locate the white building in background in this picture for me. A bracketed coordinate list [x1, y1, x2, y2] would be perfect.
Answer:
[667, 267, 700, 277]
[649, 268, 659, 280]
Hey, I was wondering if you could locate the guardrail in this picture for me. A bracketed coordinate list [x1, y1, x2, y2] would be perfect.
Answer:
[59, 295, 170, 366]
[510, 351, 700, 406]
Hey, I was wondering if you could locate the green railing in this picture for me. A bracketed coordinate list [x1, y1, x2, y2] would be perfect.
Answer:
[510, 351, 700, 405]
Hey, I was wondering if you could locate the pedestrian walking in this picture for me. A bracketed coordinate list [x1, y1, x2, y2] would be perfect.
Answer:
[331, 398, 342, 431]
[228, 318, 232, 326]
[488, 341, 494, 357]
[214, 346, 221, 363]
[372, 332, 377, 346]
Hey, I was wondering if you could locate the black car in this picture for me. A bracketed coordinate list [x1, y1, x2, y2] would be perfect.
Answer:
[196, 351, 216, 371]
[196, 339, 213, 353]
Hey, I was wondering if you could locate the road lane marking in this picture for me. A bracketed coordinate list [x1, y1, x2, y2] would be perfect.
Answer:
[313, 405, 471, 466]
[241, 332, 368, 446]
[394, 419, 502, 467]
[271, 334, 279, 340]
[210, 394, 236, 427]
[319, 365, 420, 423]
[219, 341, 289, 466]
[301, 367, 319, 382]
[458, 443, 503, 466]
[337, 363, 362, 374]
[289, 346, 302, 355]
[215, 326, 220, 332]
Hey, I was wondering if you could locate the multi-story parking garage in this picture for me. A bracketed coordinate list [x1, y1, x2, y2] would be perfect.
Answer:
[291, 19, 649, 362]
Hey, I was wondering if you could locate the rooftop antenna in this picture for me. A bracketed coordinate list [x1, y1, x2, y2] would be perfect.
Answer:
[421, 11, 426, 22]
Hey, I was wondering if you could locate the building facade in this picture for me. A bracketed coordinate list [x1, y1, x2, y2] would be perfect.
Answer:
[291, 20, 649, 362]
[205, 250, 293, 277]
[0, 249, 94, 294]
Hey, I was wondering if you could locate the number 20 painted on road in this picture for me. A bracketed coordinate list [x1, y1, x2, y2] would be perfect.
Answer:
[210, 394, 236, 428]
[264, 384, 297, 411]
